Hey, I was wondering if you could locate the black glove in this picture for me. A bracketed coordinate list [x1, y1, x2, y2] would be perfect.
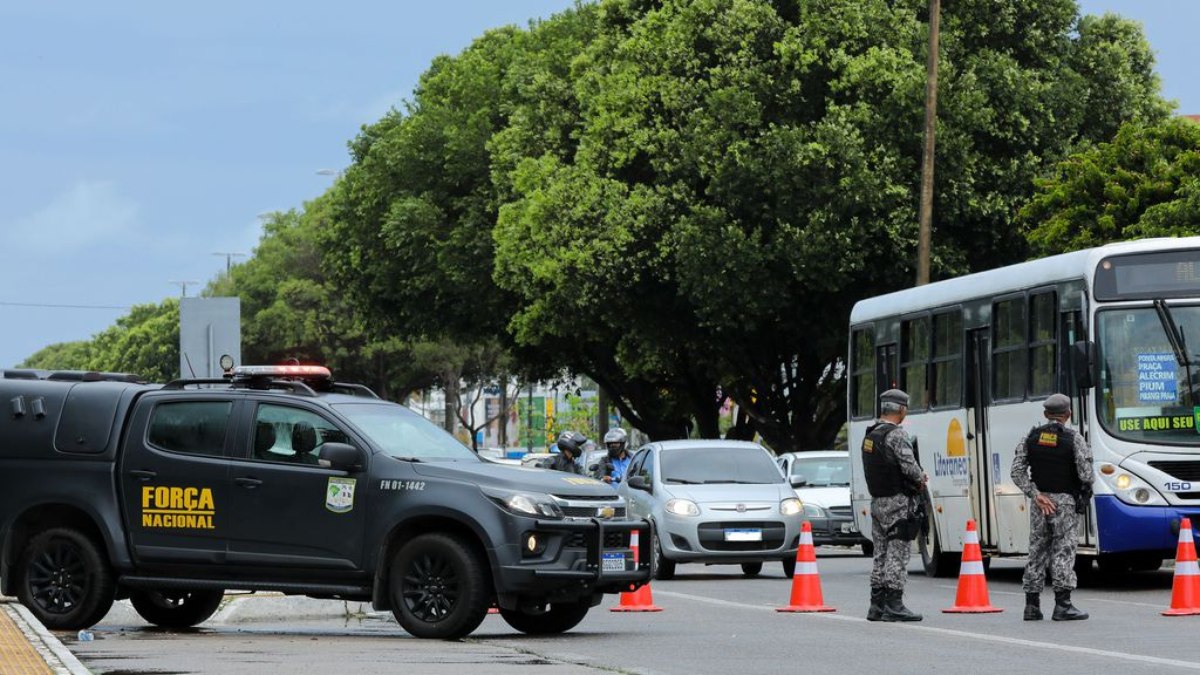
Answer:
[1075, 485, 1093, 515]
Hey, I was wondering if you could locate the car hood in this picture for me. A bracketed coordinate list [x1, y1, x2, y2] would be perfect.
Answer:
[792, 486, 851, 508]
[663, 482, 792, 503]
[411, 460, 613, 497]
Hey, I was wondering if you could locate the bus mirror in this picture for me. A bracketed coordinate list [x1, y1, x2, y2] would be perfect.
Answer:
[1071, 340, 1096, 390]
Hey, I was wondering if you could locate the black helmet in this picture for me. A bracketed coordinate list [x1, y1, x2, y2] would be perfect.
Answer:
[604, 427, 628, 456]
[556, 430, 586, 456]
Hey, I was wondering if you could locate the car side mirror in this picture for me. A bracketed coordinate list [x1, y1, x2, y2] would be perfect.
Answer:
[319, 442, 364, 472]
[588, 464, 599, 473]
[1071, 340, 1096, 390]
[789, 476, 807, 488]
[627, 475, 650, 491]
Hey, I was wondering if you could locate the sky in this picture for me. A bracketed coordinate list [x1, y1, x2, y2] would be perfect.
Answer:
[0, 0, 1196, 369]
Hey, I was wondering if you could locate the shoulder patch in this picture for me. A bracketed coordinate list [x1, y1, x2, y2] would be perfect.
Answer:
[863, 438, 875, 453]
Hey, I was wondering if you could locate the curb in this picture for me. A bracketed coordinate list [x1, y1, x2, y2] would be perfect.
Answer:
[3, 603, 91, 675]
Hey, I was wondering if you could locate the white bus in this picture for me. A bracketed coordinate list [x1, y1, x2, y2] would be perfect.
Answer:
[849, 237, 1200, 576]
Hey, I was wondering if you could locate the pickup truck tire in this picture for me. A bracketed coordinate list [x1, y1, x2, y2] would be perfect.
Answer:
[130, 589, 224, 628]
[389, 533, 490, 639]
[18, 527, 115, 630]
[499, 601, 590, 634]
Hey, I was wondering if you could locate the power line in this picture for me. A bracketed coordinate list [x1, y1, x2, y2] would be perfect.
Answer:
[0, 301, 133, 310]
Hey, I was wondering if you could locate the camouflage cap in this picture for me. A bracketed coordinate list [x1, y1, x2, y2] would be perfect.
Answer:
[1043, 393, 1071, 415]
[880, 388, 909, 407]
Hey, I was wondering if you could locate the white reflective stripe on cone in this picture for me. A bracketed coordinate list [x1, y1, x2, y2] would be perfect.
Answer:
[799, 531, 813, 546]
[794, 562, 820, 576]
[963, 530, 979, 545]
[631, 531, 640, 547]
[959, 560, 985, 576]
[1176, 560, 1200, 576]
[1179, 528, 1194, 544]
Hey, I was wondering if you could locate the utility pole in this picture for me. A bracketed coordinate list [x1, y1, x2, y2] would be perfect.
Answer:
[169, 280, 200, 298]
[916, 0, 941, 287]
[212, 251, 247, 275]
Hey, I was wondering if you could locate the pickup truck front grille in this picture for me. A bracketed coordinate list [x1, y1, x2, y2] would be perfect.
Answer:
[564, 531, 630, 549]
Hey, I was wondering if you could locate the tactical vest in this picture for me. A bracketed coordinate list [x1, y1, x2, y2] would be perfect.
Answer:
[1024, 422, 1081, 494]
[862, 422, 907, 497]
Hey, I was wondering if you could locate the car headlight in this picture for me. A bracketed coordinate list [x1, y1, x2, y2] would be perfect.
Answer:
[665, 498, 700, 517]
[1096, 464, 1166, 507]
[781, 498, 804, 516]
[480, 486, 564, 519]
[801, 502, 826, 518]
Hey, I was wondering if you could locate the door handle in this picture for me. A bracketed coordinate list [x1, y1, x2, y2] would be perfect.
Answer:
[129, 469, 157, 481]
[235, 477, 263, 489]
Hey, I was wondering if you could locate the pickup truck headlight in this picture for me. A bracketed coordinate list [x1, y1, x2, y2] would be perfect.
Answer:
[480, 487, 564, 519]
[1096, 463, 1166, 507]
[665, 498, 700, 517]
[800, 501, 825, 518]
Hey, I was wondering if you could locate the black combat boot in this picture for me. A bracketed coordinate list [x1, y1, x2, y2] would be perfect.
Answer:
[867, 586, 885, 621]
[881, 588, 923, 622]
[1051, 589, 1088, 621]
[1023, 592, 1042, 621]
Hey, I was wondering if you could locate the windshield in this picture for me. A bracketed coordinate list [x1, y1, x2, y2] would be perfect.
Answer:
[789, 456, 851, 487]
[333, 403, 480, 461]
[661, 446, 784, 485]
[1097, 306, 1200, 445]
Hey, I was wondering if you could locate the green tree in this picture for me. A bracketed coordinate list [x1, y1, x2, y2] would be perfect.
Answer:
[1023, 118, 1200, 255]
[18, 341, 93, 371]
[85, 299, 180, 382]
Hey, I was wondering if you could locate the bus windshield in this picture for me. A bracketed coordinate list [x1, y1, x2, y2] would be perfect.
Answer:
[1097, 305, 1200, 445]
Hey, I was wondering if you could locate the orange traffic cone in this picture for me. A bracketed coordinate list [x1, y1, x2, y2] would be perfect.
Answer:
[776, 521, 835, 613]
[611, 529, 662, 612]
[943, 519, 1002, 613]
[1163, 517, 1200, 616]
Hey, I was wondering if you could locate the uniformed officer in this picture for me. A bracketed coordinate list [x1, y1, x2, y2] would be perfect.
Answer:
[862, 388, 927, 622]
[550, 430, 586, 475]
[1011, 393, 1094, 621]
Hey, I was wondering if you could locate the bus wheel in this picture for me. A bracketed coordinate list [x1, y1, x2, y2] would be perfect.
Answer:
[918, 516, 959, 578]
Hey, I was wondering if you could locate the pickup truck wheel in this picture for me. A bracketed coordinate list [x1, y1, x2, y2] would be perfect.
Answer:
[390, 533, 490, 639]
[499, 601, 590, 635]
[130, 589, 224, 628]
[18, 528, 115, 630]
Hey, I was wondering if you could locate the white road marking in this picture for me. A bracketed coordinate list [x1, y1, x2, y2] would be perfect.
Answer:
[653, 590, 1200, 671]
[933, 583, 1167, 608]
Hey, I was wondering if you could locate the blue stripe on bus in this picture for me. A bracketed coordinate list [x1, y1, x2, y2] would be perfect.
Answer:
[1094, 495, 1200, 554]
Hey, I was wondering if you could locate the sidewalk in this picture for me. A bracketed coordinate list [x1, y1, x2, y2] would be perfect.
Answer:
[0, 598, 90, 675]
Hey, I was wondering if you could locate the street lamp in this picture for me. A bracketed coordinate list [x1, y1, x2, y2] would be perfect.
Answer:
[212, 251, 247, 275]
[169, 280, 201, 298]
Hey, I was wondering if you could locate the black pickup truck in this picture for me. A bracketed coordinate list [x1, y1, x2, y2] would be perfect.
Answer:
[0, 365, 649, 639]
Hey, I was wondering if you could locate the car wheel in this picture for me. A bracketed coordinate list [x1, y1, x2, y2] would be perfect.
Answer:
[499, 601, 590, 635]
[18, 527, 115, 630]
[860, 540, 874, 557]
[781, 556, 796, 578]
[130, 589, 224, 629]
[389, 533, 491, 639]
[740, 562, 763, 577]
[652, 531, 675, 580]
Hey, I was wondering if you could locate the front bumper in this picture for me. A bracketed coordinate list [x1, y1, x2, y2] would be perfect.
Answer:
[808, 512, 868, 546]
[658, 512, 801, 564]
[493, 517, 652, 606]
[1094, 494, 1200, 555]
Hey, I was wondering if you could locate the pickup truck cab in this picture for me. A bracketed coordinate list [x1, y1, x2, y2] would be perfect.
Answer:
[0, 365, 649, 639]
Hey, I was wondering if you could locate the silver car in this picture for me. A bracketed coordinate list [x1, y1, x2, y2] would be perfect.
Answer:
[617, 440, 804, 579]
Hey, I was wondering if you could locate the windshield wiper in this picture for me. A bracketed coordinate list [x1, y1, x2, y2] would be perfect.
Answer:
[392, 456, 425, 463]
[1153, 298, 1196, 406]
[702, 479, 766, 484]
[664, 477, 702, 484]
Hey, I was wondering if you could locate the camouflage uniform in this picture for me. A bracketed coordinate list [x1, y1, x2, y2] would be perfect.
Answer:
[869, 426, 925, 591]
[1011, 427, 1093, 592]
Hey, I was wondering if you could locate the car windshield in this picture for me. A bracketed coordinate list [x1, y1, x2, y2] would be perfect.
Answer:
[1097, 305, 1200, 445]
[789, 456, 851, 487]
[661, 446, 784, 485]
[332, 403, 480, 461]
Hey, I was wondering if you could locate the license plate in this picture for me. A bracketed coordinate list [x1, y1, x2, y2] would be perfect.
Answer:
[724, 528, 762, 542]
[841, 523, 858, 534]
[602, 552, 628, 572]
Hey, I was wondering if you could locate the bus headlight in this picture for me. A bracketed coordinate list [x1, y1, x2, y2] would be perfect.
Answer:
[1097, 468, 1166, 507]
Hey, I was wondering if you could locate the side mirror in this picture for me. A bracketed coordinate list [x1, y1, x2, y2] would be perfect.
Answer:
[319, 442, 364, 472]
[789, 476, 808, 488]
[627, 475, 650, 491]
[588, 464, 600, 473]
[1071, 340, 1096, 390]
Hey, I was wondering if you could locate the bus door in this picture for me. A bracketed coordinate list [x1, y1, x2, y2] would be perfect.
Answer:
[1061, 306, 1096, 548]
[965, 328, 998, 547]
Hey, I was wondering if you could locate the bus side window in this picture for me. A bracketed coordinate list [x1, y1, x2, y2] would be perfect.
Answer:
[850, 328, 875, 418]
[993, 296, 1027, 401]
[1029, 291, 1058, 396]
[901, 316, 930, 411]
[931, 311, 963, 407]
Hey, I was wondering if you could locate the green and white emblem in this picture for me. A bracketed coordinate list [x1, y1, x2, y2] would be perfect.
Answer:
[326, 477, 357, 514]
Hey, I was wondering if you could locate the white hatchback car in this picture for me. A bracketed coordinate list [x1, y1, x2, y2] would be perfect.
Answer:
[776, 450, 871, 556]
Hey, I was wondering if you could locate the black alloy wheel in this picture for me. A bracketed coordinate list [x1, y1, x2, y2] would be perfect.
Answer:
[130, 588, 225, 628]
[19, 528, 115, 630]
[390, 533, 490, 639]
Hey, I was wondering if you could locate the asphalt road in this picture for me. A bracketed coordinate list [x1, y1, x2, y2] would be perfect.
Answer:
[66, 549, 1200, 675]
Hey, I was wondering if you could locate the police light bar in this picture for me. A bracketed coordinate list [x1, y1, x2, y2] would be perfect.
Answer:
[232, 365, 332, 379]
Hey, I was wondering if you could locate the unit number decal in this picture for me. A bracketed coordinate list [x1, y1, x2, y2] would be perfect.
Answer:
[380, 480, 425, 491]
